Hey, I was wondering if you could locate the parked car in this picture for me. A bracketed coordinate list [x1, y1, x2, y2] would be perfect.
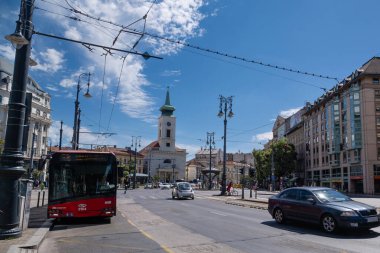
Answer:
[160, 183, 171, 190]
[172, 182, 195, 200]
[268, 187, 380, 233]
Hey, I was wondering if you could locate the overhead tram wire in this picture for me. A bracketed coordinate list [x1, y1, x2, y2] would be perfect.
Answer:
[58, 5, 340, 82]
[105, 0, 157, 132]
[180, 46, 331, 91]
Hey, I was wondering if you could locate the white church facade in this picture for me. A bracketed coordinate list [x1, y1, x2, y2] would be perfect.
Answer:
[140, 89, 186, 183]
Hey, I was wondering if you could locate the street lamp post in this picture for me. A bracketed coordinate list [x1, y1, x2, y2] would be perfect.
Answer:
[72, 73, 91, 150]
[206, 132, 215, 190]
[218, 95, 233, 196]
[0, 0, 34, 239]
[131, 136, 141, 189]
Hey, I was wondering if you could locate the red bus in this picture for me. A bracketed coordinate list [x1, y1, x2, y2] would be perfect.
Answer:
[48, 151, 117, 219]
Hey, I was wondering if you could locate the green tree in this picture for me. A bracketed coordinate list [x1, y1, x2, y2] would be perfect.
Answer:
[252, 149, 271, 183]
[270, 138, 297, 179]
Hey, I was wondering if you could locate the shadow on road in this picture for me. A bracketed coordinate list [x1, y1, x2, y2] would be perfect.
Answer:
[51, 217, 111, 231]
[262, 220, 380, 239]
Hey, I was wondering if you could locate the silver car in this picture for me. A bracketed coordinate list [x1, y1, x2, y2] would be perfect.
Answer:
[172, 182, 194, 199]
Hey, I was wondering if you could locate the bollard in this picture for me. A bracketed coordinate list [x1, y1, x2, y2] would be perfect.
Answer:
[37, 191, 41, 208]
[254, 189, 257, 199]
[42, 191, 45, 206]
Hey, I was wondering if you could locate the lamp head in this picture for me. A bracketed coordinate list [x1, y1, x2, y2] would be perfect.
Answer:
[228, 111, 234, 118]
[217, 111, 224, 118]
[5, 21, 29, 49]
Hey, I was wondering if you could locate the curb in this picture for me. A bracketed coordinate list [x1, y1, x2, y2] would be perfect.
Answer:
[7, 219, 53, 253]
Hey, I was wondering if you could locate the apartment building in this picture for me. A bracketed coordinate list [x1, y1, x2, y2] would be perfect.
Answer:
[0, 58, 51, 170]
[304, 57, 380, 194]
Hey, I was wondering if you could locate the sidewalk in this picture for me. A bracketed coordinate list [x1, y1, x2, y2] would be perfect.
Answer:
[1, 190, 52, 253]
[220, 190, 380, 211]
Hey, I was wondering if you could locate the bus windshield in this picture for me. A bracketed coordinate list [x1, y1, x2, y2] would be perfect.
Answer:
[49, 153, 117, 202]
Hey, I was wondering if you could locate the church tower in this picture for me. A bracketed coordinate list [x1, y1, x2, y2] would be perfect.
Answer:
[158, 88, 176, 152]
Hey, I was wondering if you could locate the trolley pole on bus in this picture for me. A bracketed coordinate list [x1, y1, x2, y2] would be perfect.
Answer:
[131, 136, 141, 189]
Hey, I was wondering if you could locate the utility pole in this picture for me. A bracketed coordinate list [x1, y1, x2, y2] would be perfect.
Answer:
[0, 0, 34, 239]
[206, 132, 215, 190]
[131, 136, 141, 189]
[59, 121, 63, 150]
[218, 96, 233, 195]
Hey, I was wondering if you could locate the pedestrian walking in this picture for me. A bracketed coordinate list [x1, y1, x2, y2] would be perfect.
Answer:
[227, 181, 233, 195]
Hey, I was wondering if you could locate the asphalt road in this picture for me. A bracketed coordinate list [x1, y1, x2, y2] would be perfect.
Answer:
[122, 188, 380, 253]
[39, 189, 380, 253]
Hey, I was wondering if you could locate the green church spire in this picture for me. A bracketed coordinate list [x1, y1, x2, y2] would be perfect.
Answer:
[160, 87, 175, 116]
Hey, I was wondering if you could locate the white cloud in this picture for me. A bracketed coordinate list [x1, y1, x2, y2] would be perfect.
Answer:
[161, 70, 181, 77]
[0, 44, 15, 61]
[279, 107, 302, 118]
[40, 0, 207, 122]
[176, 142, 200, 159]
[48, 120, 73, 147]
[33, 48, 65, 73]
[253, 131, 273, 142]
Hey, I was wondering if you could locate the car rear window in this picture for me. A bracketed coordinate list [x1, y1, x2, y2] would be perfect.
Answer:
[178, 184, 191, 190]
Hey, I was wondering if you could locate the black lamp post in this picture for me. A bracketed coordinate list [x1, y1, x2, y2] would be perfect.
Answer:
[206, 132, 215, 190]
[131, 136, 141, 189]
[72, 73, 91, 150]
[0, 0, 34, 239]
[218, 95, 233, 196]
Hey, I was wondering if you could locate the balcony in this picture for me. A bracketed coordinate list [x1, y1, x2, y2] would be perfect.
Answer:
[329, 160, 340, 167]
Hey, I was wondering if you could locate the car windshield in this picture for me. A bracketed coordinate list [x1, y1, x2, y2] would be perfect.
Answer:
[312, 189, 351, 203]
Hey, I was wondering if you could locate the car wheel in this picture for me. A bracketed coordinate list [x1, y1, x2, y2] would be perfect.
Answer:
[274, 208, 285, 224]
[191, 195, 194, 200]
[172, 194, 175, 199]
[321, 214, 337, 233]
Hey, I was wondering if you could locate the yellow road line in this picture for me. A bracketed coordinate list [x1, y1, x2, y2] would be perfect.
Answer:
[127, 218, 174, 253]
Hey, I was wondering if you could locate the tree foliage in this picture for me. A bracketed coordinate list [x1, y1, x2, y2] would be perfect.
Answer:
[271, 139, 297, 178]
[253, 138, 297, 182]
[252, 149, 271, 182]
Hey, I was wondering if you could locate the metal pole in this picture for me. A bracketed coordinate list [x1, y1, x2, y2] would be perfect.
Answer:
[72, 77, 80, 149]
[59, 120, 63, 150]
[271, 152, 274, 191]
[207, 132, 214, 190]
[148, 148, 151, 183]
[29, 128, 36, 179]
[133, 145, 137, 189]
[0, 0, 34, 239]
[76, 109, 81, 150]
[221, 103, 227, 195]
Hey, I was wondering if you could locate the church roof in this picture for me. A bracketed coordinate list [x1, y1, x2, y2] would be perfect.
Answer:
[159, 87, 175, 116]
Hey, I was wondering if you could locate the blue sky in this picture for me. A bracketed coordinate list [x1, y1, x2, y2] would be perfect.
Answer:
[1, 0, 380, 159]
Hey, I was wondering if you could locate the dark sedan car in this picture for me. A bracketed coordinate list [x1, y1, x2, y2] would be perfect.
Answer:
[268, 187, 380, 233]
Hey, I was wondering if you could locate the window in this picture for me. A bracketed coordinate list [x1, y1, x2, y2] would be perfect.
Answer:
[166, 129, 171, 138]
[298, 190, 314, 202]
[373, 78, 380, 84]
[279, 189, 297, 200]
[166, 142, 170, 147]
[0, 95, 2, 104]
[163, 159, 171, 163]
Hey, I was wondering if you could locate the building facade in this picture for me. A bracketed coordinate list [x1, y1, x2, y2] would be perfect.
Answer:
[0, 58, 51, 172]
[140, 89, 186, 183]
[303, 57, 380, 194]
